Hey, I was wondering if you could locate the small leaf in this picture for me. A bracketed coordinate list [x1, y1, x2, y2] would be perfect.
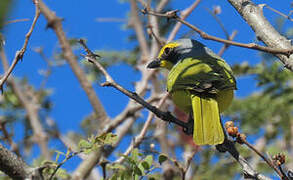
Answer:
[133, 165, 142, 176]
[158, 154, 168, 165]
[65, 149, 71, 158]
[138, 162, 146, 176]
[108, 163, 125, 170]
[141, 161, 150, 170]
[54, 150, 65, 162]
[131, 148, 139, 162]
[78, 139, 92, 149]
[144, 155, 153, 168]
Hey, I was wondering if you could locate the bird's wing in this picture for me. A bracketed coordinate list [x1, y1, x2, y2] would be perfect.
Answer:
[167, 57, 236, 95]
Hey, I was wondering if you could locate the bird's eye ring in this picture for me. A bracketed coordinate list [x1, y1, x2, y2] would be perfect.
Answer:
[164, 47, 171, 55]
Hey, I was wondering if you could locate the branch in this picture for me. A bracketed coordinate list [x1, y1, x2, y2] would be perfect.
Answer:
[81, 46, 190, 131]
[130, 0, 149, 61]
[141, 9, 293, 60]
[0, 120, 20, 156]
[224, 121, 290, 180]
[115, 93, 169, 164]
[49, 150, 83, 180]
[167, 0, 202, 42]
[0, 0, 40, 92]
[39, 0, 109, 124]
[227, 0, 293, 71]
[264, 4, 293, 22]
[216, 139, 271, 180]
[0, 143, 33, 179]
[218, 30, 238, 56]
[0, 46, 50, 159]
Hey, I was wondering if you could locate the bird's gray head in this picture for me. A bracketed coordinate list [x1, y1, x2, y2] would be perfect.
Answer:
[147, 38, 216, 70]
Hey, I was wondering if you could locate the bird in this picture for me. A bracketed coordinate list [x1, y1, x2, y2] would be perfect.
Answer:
[147, 39, 236, 145]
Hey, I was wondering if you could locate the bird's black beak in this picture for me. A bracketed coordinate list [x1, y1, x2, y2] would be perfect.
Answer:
[147, 59, 161, 69]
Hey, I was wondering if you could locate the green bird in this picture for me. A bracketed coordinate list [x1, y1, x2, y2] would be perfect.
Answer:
[147, 39, 236, 145]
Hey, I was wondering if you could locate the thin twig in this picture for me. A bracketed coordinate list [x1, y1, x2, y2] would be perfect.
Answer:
[225, 121, 285, 179]
[0, 121, 20, 156]
[0, 0, 40, 92]
[167, 0, 201, 42]
[243, 139, 287, 179]
[49, 150, 83, 180]
[115, 93, 169, 164]
[142, 9, 293, 57]
[4, 18, 30, 25]
[216, 139, 271, 180]
[264, 4, 293, 22]
[79, 39, 191, 142]
[206, 7, 229, 39]
[130, 0, 149, 61]
[218, 30, 238, 56]
[147, 25, 164, 47]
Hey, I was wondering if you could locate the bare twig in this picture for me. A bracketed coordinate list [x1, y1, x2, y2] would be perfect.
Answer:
[206, 6, 229, 39]
[4, 18, 30, 25]
[0, 121, 20, 156]
[130, 0, 149, 61]
[79, 40, 189, 130]
[155, 0, 169, 12]
[33, 47, 53, 90]
[218, 30, 238, 56]
[0, 46, 50, 159]
[142, 9, 293, 57]
[167, 0, 202, 42]
[0, 0, 40, 91]
[264, 4, 293, 22]
[147, 25, 164, 47]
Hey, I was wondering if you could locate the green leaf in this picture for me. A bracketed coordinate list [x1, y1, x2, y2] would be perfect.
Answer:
[141, 161, 149, 170]
[144, 155, 153, 169]
[94, 132, 118, 145]
[158, 154, 168, 165]
[141, 155, 153, 170]
[78, 139, 92, 149]
[108, 163, 126, 171]
[131, 148, 139, 162]
[133, 165, 142, 176]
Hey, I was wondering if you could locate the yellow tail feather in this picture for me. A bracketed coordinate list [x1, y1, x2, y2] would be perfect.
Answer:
[191, 95, 224, 145]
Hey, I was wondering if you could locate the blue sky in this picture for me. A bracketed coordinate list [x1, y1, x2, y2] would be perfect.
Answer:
[2, 0, 292, 173]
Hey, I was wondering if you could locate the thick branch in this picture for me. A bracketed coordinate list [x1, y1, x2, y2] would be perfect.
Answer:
[0, 143, 32, 179]
[227, 0, 293, 70]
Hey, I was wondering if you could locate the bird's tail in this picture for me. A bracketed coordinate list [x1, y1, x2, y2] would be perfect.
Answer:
[191, 95, 224, 145]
